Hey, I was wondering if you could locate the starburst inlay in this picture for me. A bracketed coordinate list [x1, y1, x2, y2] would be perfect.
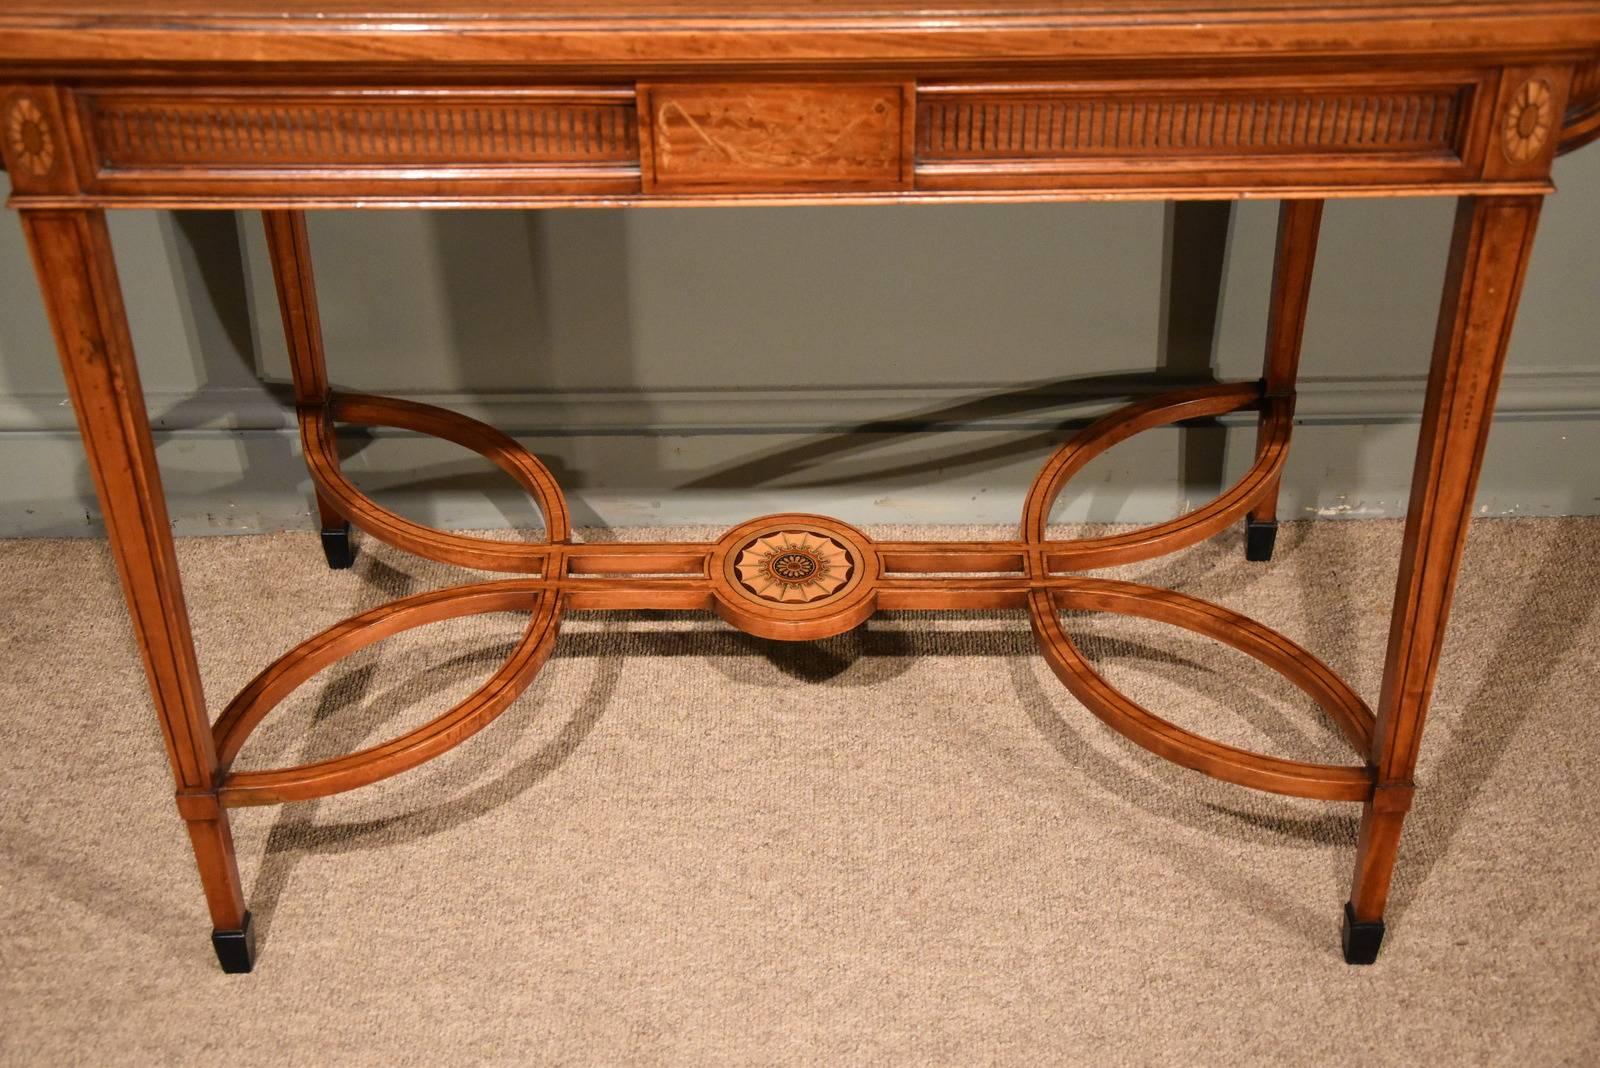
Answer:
[733, 530, 854, 604]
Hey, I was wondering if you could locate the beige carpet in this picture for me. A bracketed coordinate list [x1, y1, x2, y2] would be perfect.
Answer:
[1, 518, 1598, 1065]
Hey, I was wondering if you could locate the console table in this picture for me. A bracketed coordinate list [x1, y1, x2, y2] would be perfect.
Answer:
[5, 1, 1599, 974]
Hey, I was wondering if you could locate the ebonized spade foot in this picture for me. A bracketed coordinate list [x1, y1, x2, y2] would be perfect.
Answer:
[1246, 518, 1279, 562]
[320, 523, 357, 570]
[211, 911, 256, 974]
[1341, 902, 1386, 965]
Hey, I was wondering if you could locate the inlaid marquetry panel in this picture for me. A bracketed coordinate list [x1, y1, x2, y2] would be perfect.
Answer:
[641, 83, 908, 193]
[917, 87, 1468, 161]
[78, 89, 640, 173]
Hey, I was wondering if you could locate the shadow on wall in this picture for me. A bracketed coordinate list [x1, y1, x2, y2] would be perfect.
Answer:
[38, 200, 1244, 539]
[0, 184, 1259, 534]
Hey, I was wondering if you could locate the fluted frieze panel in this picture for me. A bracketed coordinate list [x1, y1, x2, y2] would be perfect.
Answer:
[917, 87, 1467, 161]
[80, 89, 640, 172]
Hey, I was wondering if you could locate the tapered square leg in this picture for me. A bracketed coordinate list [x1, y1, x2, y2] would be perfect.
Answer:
[264, 212, 354, 573]
[1346, 196, 1543, 962]
[1246, 200, 1322, 563]
[24, 209, 251, 972]
[211, 911, 257, 974]
[1341, 902, 1385, 964]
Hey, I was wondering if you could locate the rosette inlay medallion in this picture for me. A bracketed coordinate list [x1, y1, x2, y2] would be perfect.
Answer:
[734, 530, 853, 603]
[1502, 77, 1555, 163]
[5, 97, 54, 177]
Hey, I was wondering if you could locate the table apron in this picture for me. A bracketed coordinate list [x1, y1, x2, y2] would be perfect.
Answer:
[0, 63, 1575, 206]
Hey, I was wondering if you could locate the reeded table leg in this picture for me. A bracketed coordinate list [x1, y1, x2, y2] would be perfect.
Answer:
[1344, 195, 1543, 963]
[262, 210, 355, 570]
[21, 210, 254, 973]
[1247, 199, 1323, 562]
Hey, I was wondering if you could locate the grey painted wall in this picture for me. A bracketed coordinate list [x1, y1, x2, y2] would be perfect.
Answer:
[1, 150, 1598, 539]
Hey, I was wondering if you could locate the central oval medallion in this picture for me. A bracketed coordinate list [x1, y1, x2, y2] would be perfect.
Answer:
[709, 514, 879, 640]
[734, 531, 852, 604]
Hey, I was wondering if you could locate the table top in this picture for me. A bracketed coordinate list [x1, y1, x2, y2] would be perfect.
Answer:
[3, 0, 1599, 69]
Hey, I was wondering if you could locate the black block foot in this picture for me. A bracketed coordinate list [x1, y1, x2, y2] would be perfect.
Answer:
[211, 911, 257, 974]
[320, 524, 357, 570]
[1341, 902, 1385, 965]
[1245, 518, 1278, 562]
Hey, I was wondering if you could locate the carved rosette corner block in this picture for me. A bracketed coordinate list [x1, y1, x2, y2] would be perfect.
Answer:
[710, 514, 879, 640]
[1502, 77, 1555, 163]
[4, 93, 55, 177]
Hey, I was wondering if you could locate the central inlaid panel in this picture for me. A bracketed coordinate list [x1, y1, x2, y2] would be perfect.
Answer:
[640, 83, 909, 193]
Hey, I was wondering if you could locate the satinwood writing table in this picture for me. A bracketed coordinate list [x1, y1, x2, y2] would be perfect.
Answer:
[5, 0, 1600, 972]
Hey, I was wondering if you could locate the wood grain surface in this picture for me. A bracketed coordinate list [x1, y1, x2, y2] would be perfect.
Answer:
[1, 1, 1597, 67]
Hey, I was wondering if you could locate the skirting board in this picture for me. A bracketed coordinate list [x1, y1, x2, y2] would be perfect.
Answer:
[2, 414, 1597, 538]
[2, 371, 1599, 435]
